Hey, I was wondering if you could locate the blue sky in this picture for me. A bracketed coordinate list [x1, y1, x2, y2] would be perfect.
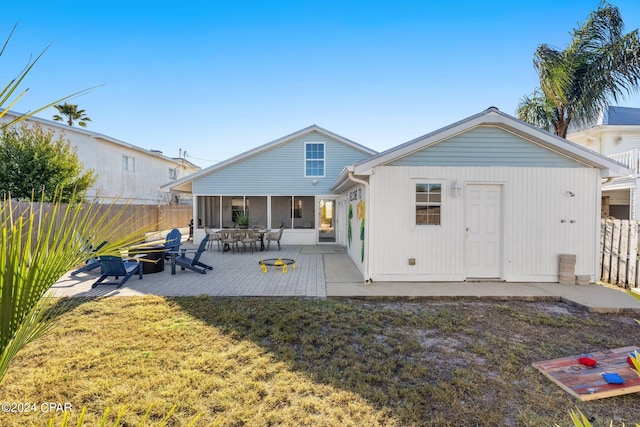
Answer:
[2, 1, 640, 167]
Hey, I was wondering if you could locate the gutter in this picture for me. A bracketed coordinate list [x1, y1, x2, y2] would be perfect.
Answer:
[347, 171, 372, 284]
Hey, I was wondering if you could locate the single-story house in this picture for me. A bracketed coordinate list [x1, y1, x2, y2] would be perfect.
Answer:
[163, 125, 377, 245]
[330, 107, 628, 283]
[165, 107, 628, 284]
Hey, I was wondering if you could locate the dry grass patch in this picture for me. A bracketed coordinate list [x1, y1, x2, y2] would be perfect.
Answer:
[0, 296, 639, 426]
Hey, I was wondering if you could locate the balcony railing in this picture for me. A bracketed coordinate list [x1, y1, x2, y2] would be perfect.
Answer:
[609, 148, 639, 174]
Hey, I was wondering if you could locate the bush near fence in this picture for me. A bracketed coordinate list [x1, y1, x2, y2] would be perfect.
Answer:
[1, 201, 192, 241]
[601, 218, 640, 288]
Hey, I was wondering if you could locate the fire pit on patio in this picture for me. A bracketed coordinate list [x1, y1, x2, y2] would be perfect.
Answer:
[129, 245, 165, 274]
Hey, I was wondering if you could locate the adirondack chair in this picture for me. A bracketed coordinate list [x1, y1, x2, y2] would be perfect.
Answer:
[171, 234, 213, 274]
[163, 228, 182, 260]
[92, 256, 143, 288]
[71, 240, 108, 276]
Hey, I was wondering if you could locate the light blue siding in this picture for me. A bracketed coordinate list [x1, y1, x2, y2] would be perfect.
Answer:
[193, 131, 371, 195]
[389, 126, 586, 167]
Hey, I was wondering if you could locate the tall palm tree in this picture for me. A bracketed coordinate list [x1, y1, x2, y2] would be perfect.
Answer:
[517, 2, 640, 138]
[53, 103, 92, 127]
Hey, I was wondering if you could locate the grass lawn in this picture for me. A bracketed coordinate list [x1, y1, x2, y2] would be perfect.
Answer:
[0, 296, 639, 426]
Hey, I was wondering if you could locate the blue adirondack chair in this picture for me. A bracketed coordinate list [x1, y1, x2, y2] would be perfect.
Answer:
[163, 228, 182, 260]
[171, 234, 213, 274]
[92, 256, 143, 288]
[71, 240, 108, 276]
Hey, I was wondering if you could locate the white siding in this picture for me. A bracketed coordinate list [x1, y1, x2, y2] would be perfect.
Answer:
[365, 166, 600, 282]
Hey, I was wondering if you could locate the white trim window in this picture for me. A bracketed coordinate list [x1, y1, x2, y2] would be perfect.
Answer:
[415, 183, 441, 225]
[122, 155, 136, 173]
[305, 142, 325, 177]
[169, 167, 177, 180]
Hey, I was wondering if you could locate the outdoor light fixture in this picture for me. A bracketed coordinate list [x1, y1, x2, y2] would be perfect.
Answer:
[451, 180, 462, 197]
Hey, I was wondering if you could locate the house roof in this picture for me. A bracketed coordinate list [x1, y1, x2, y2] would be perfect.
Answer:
[567, 106, 640, 134]
[3, 110, 197, 169]
[162, 124, 377, 194]
[601, 106, 640, 125]
[331, 107, 630, 192]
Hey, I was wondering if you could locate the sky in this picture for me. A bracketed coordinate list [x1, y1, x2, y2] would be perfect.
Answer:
[2, 0, 640, 168]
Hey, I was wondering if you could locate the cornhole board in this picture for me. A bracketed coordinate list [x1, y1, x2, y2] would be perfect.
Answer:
[533, 346, 640, 401]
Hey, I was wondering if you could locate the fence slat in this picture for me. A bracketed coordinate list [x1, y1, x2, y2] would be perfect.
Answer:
[618, 220, 629, 287]
[611, 220, 621, 285]
[602, 219, 613, 282]
[629, 221, 638, 287]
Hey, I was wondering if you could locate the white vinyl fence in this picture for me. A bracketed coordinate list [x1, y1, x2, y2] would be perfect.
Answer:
[600, 218, 640, 288]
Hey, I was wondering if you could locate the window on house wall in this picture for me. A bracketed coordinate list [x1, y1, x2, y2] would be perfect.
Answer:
[415, 183, 441, 225]
[122, 155, 135, 172]
[169, 168, 177, 180]
[305, 143, 325, 177]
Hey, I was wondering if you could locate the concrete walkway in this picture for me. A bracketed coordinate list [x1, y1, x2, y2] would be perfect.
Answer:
[51, 245, 640, 314]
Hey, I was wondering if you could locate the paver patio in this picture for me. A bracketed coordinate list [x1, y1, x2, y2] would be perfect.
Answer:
[52, 244, 330, 298]
[50, 242, 640, 313]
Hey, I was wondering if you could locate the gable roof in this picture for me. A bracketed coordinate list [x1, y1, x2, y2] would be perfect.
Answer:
[163, 124, 377, 193]
[331, 107, 629, 191]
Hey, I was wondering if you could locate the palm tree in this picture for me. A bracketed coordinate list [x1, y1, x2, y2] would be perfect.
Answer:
[53, 103, 92, 127]
[517, 2, 640, 138]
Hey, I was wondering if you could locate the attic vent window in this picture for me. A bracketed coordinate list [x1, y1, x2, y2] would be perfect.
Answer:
[122, 155, 135, 173]
[305, 142, 325, 177]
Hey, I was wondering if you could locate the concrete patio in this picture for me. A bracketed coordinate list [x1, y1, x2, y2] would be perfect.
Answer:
[51, 243, 640, 314]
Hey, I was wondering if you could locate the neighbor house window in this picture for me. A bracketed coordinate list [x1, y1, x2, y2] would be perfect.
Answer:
[169, 167, 177, 180]
[305, 143, 325, 177]
[122, 155, 135, 172]
[415, 183, 441, 225]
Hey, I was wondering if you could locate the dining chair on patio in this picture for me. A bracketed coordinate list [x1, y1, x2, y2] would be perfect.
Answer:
[266, 226, 284, 250]
[240, 229, 258, 254]
[221, 229, 240, 253]
[205, 227, 222, 251]
[92, 255, 143, 288]
[172, 234, 213, 274]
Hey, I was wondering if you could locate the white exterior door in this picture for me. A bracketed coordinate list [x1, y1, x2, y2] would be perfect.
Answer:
[465, 184, 503, 279]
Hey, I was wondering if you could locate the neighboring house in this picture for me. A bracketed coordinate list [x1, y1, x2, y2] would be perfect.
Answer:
[163, 125, 377, 244]
[330, 107, 627, 284]
[1, 111, 200, 204]
[567, 106, 640, 219]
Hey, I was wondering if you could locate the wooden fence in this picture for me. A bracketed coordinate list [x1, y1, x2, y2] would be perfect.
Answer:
[0, 201, 193, 241]
[601, 218, 640, 288]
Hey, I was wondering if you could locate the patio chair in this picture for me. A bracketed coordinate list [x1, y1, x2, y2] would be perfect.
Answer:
[221, 229, 240, 253]
[172, 234, 213, 274]
[240, 229, 258, 254]
[92, 255, 142, 288]
[163, 228, 182, 260]
[205, 227, 222, 251]
[266, 226, 284, 250]
[71, 240, 108, 276]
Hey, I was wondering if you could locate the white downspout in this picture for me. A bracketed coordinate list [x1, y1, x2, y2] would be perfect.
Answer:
[347, 171, 372, 284]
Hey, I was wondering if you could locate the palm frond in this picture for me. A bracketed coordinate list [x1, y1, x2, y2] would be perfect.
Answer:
[0, 188, 155, 384]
